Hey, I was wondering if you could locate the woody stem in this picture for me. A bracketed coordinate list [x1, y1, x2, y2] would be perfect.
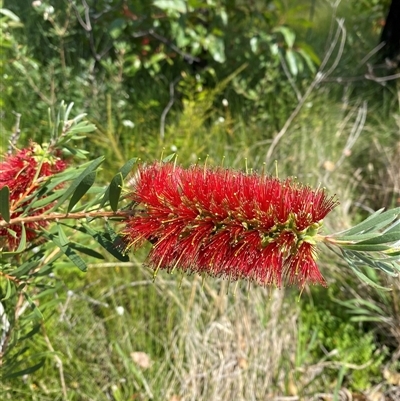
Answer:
[0, 210, 135, 228]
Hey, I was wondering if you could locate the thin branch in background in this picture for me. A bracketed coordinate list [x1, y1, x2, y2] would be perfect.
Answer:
[332, 101, 368, 169]
[148, 29, 201, 64]
[41, 323, 68, 401]
[265, 19, 346, 164]
[7, 111, 22, 155]
[160, 76, 181, 141]
[365, 71, 400, 83]
[68, 0, 91, 31]
[69, 0, 112, 61]
[131, 28, 201, 64]
[358, 41, 386, 67]
[319, 18, 346, 76]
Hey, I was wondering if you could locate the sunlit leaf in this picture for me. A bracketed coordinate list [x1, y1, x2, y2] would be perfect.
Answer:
[285, 50, 298, 76]
[15, 224, 26, 253]
[273, 26, 295, 48]
[154, 0, 186, 13]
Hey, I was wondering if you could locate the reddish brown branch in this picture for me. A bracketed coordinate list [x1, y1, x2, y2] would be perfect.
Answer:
[0, 210, 135, 228]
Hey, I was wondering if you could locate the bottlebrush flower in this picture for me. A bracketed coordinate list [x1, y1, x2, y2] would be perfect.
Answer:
[0, 143, 68, 250]
[121, 162, 339, 288]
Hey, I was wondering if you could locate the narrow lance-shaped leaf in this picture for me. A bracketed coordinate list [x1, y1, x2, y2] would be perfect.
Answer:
[15, 224, 27, 253]
[79, 223, 129, 262]
[343, 253, 391, 291]
[43, 231, 87, 271]
[101, 157, 137, 209]
[0, 185, 10, 223]
[51, 156, 104, 211]
[3, 359, 46, 380]
[67, 170, 96, 212]
[338, 208, 400, 237]
[57, 223, 69, 246]
[357, 231, 400, 245]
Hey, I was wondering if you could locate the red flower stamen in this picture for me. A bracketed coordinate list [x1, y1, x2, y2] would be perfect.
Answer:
[0, 143, 68, 250]
[121, 162, 338, 288]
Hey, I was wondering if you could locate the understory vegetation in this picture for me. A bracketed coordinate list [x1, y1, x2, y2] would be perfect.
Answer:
[1, 0, 400, 400]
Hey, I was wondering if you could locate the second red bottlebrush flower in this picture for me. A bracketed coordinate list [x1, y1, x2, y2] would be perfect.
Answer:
[0, 143, 68, 251]
[121, 162, 338, 288]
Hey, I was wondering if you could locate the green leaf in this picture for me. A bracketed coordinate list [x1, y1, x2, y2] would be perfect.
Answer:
[0, 185, 10, 223]
[334, 233, 379, 242]
[101, 157, 137, 209]
[15, 224, 26, 253]
[357, 231, 400, 245]
[345, 258, 391, 290]
[57, 224, 69, 246]
[285, 50, 298, 76]
[162, 153, 176, 163]
[10, 253, 43, 278]
[29, 190, 65, 209]
[296, 42, 321, 64]
[273, 26, 295, 48]
[52, 156, 104, 211]
[338, 243, 390, 252]
[349, 251, 399, 276]
[2, 278, 14, 300]
[24, 292, 44, 320]
[0, 8, 21, 21]
[19, 324, 42, 342]
[80, 224, 129, 262]
[208, 36, 226, 63]
[340, 208, 400, 237]
[68, 121, 97, 135]
[338, 209, 384, 236]
[67, 170, 96, 212]
[383, 219, 400, 234]
[3, 359, 45, 380]
[43, 232, 87, 271]
[153, 0, 187, 13]
[109, 173, 123, 212]
[69, 243, 105, 260]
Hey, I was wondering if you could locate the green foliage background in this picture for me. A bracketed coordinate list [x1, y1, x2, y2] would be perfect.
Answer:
[1, 0, 400, 399]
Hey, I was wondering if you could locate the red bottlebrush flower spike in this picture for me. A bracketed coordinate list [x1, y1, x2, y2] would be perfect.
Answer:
[0, 143, 68, 250]
[121, 162, 338, 289]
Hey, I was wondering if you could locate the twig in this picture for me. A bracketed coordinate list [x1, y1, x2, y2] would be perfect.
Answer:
[358, 41, 386, 67]
[68, 0, 91, 31]
[41, 323, 68, 401]
[7, 112, 22, 155]
[148, 29, 201, 64]
[365, 71, 400, 83]
[160, 76, 181, 141]
[334, 101, 368, 169]
[0, 210, 135, 228]
[132, 28, 201, 62]
[69, 0, 112, 61]
[265, 19, 346, 164]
